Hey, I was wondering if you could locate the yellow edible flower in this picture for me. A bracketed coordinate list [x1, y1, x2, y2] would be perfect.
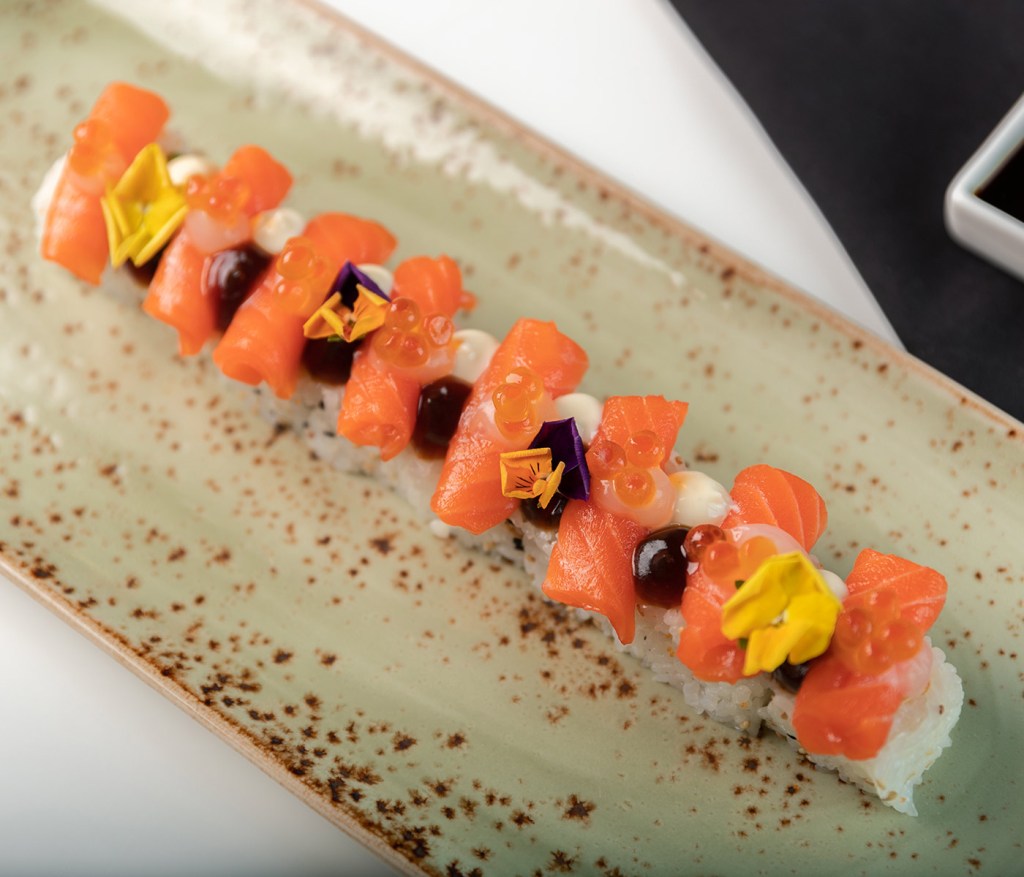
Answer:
[100, 143, 187, 268]
[499, 448, 565, 508]
[302, 286, 388, 342]
[720, 551, 841, 677]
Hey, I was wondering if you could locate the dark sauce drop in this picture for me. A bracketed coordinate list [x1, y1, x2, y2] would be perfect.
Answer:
[521, 492, 568, 531]
[204, 244, 271, 331]
[772, 660, 812, 693]
[632, 525, 690, 608]
[125, 243, 168, 286]
[412, 376, 472, 458]
[302, 337, 358, 385]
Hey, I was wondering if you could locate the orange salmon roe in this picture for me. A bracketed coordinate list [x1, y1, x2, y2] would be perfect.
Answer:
[682, 523, 726, 563]
[588, 430, 668, 509]
[588, 439, 627, 479]
[373, 298, 455, 371]
[66, 119, 125, 194]
[186, 173, 251, 226]
[270, 236, 331, 315]
[701, 534, 777, 587]
[832, 588, 923, 676]
[491, 367, 545, 440]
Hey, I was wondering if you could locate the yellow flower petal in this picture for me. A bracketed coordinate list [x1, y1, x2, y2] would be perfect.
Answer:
[101, 143, 186, 268]
[302, 286, 389, 342]
[499, 448, 553, 500]
[537, 460, 565, 509]
[302, 292, 347, 340]
[721, 551, 842, 675]
[720, 562, 789, 640]
[346, 285, 388, 342]
[744, 625, 796, 676]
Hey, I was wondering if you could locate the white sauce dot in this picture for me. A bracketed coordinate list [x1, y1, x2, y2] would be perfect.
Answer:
[820, 569, 849, 601]
[553, 393, 603, 445]
[428, 518, 452, 539]
[356, 263, 393, 296]
[668, 470, 731, 527]
[451, 329, 499, 384]
[166, 153, 217, 187]
[32, 154, 67, 233]
[251, 207, 305, 256]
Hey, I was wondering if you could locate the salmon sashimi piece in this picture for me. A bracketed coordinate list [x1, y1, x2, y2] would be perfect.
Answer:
[90, 82, 171, 160]
[675, 566, 747, 682]
[144, 235, 210, 355]
[220, 146, 293, 216]
[143, 145, 293, 355]
[431, 319, 588, 534]
[302, 212, 397, 272]
[212, 267, 310, 397]
[212, 231, 334, 399]
[791, 655, 908, 760]
[336, 256, 465, 460]
[721, 464, 828, 551]
[42, 82, 169, 284]
[792, 641, 933, 760]
[844, 548, 947, 631]
[390, 255, 463, 314]
[542, 500, 648, 644]
[541, 394, 689, 643]
[337, 350, 421, 460]
[592, 395, 688, 461]
[41, 178, 109, 285]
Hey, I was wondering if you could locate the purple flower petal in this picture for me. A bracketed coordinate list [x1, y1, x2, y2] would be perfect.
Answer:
[528, 418, 590, 501]
[329, 261, 390, 309]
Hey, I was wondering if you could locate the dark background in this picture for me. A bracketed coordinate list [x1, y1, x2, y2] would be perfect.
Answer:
[668, 0, 1024, 422]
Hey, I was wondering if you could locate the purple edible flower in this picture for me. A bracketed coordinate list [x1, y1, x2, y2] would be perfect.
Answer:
[330, 261, 390, 309]
[528, 418, 590, 501]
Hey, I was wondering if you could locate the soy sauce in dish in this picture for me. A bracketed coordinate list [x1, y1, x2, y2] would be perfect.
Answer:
[977, 140, 1024, 221]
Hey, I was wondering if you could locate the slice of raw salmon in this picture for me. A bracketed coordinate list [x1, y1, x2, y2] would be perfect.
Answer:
[791, 657, 908, 760]
[591, 394, 688, 460]
[675, 566, 747, 682]
[721, 464, 828, 551]
[844, 548, 947, 631]
[542, 499, 648, 644]
[220, 145, 293, 216]
[302, 212, 397, 272]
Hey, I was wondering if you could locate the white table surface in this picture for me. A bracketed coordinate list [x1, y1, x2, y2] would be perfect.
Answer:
[0, 2, 898, 875]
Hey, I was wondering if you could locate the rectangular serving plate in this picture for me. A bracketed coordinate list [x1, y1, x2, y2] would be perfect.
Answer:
[1, 2, 1022, 874]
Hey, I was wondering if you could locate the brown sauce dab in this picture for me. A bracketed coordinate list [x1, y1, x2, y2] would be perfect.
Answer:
[204, 244, 271, 330]
[412, 376, 472, 458]
[520, 492, 568, 531]
[302, 337, 357, 385]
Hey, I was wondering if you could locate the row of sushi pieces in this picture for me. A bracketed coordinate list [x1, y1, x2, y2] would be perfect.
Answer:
[37, 83, 963, 814]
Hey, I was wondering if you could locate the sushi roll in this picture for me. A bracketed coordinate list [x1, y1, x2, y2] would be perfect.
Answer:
[34, 82, 964, 815]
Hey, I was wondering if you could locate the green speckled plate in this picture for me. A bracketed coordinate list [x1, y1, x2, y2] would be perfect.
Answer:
[2, 2, 1022, 874]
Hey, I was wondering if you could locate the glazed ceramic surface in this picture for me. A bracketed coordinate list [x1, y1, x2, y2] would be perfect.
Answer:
[1, 2, 1022, 874]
